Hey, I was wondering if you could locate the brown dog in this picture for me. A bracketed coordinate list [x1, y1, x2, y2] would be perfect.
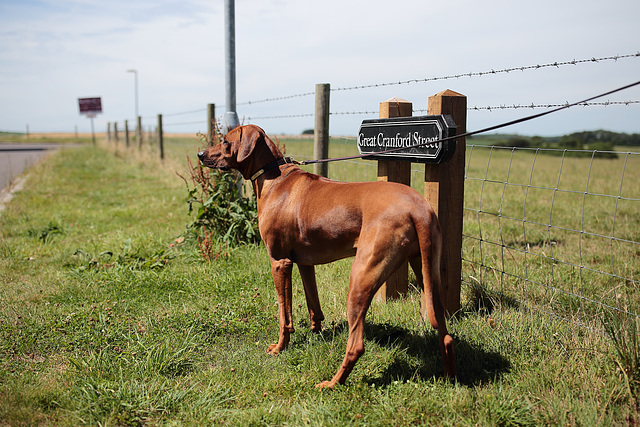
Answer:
[198, 125, 455, 388]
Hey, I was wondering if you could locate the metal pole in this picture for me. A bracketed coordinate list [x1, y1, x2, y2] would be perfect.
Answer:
[90, 117, 96, 146]
[224, 0, 239, 133]
[126, 69, 139, 119]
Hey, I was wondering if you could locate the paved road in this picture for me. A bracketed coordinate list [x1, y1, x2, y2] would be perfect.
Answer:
[0, 143, 58, 191]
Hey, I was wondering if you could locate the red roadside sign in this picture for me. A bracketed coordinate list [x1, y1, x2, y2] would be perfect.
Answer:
[78, 97, 102, 115]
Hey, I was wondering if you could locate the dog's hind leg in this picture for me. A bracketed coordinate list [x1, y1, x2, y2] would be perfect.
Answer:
[268, 258, 295, 355]
[316, 243, 397, 389]
[298, 264, 324, 333]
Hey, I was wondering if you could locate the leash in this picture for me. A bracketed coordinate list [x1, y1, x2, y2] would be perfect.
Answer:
[293, 80, 640, 166]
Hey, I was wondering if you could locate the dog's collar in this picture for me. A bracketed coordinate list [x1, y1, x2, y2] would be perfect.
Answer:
[250, 157, 295, 181]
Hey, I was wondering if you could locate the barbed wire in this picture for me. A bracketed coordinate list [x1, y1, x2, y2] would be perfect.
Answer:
[244, 99, 640, 121]
[135, 52, 640, 121]
[332, 53, 640, 92]
[246, 113, 314, 120]
[164, 120, 206, 127]
[238, 92, 315, 107]
[163, 108, 207, 118]
[465, 100, 640, 112]
[235, 52, 640, 106]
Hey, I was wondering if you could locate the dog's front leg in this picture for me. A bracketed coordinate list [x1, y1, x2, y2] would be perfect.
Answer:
[267, 258, 295, 355]
[298, 264, 324, 333]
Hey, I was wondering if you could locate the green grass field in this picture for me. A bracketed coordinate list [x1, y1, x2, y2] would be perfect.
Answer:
[1, 136, 639, 425]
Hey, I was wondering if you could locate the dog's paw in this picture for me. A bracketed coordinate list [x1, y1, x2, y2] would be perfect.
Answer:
[266, 344, 281, 356]
[315, 380, 337, 390]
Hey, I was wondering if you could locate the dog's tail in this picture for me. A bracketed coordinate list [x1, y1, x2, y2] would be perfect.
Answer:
[413, 209, 444, 327]
[413, 207, 456, 378]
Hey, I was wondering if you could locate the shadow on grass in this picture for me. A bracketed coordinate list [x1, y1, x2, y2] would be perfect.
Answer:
[318, 321, 510, 388]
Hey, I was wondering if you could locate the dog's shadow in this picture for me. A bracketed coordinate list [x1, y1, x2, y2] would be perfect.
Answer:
[318, 321, 510, 387]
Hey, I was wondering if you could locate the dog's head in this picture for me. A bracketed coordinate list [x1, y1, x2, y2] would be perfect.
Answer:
[197, 125, 281, 180]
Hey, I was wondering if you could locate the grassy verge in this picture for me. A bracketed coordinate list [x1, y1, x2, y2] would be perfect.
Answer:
[0, 142, 638, 425]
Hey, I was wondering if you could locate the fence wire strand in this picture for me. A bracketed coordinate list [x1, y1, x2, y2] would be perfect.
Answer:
[237, 52, 640, 106]
[248, 100, 640, 122]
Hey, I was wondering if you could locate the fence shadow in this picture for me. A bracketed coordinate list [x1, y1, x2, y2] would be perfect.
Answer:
[319, 320, 510, 388]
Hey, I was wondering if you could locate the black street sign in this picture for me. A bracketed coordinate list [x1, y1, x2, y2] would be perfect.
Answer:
[357, 115, 456, 163]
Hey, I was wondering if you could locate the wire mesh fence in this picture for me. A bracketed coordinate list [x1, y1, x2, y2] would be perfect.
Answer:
[462, 145, 640, 331]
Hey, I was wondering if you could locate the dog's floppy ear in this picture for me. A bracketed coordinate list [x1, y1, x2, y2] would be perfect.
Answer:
[237, 125, 262, 164]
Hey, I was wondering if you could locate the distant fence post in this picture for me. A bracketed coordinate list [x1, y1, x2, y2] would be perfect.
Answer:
[137, 116, 143, 147]
[106, 122, 111, 143]
[207, 103, 216, 146]
[425, 90, 466, 316]
[113, 122, 119, 147]
[314, 83, 330, 177]
[124, 120, 130, 148]
[157, 114, 164, 161]
[374, 97, 412, 302]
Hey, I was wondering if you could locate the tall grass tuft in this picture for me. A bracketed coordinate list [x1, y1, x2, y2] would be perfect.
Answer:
[604, 309, 640, 400]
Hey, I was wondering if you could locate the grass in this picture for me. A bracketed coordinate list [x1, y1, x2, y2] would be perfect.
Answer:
[0, 136, 639, 425]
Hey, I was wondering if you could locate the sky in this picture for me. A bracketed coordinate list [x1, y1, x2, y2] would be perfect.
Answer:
[1, 0, 639, 137]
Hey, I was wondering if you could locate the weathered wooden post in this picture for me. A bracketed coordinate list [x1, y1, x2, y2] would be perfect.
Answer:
[124, 120, 130, 148]
[207, 103, 216, 146]
[425, 90, 466, 316]
[314, 83, 330, 177]
[113, 122, 119, 148]
[106, 122, 111, 143]
[137, 116, 143, 148]
[157, 114, 164, 161]
[374, 97, 412, 302]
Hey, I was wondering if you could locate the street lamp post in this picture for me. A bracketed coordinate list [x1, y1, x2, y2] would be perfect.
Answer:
[126, 69, 139, 119]
[126, 69, 142, 144]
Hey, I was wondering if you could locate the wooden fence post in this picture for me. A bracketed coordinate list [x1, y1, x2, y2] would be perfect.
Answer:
[106, 122, 111, 143]
[374, 97, 412, 302]
[124, 120, 130, 148]
[157, 114, 164, 161]
[113, 122, 119, 148]
[137, 116, 143, 148]
[207, 103, 216, 146]
[425, 90, 466, 316]
[314, 83, 330, 177]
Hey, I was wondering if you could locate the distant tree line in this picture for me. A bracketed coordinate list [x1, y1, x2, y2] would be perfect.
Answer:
[561, 130, 640, 146]
[489, 130, 640, 159]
